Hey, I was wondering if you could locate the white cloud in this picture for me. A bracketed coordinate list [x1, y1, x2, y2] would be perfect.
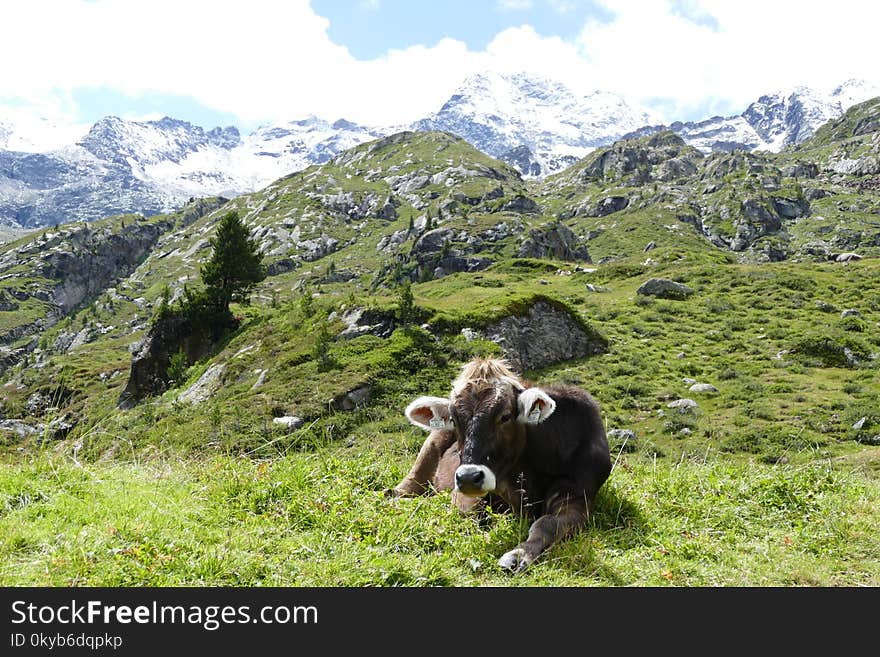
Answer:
[485, 26, 589, 86]
[577, 0, 880, 118]
[1, 0, 878, 129]
[0, 0, 478, 126]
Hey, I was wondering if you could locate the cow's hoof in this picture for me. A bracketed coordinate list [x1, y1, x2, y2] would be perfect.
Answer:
[498, 548, 532, 573]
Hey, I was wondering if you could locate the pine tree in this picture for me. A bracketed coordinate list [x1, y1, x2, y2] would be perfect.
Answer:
[397, 280, 418, 326]
[313, 321, 335, 371]
[200, 211, 266, 315]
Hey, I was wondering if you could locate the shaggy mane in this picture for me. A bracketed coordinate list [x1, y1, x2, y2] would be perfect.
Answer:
[450, 357, 525, 397]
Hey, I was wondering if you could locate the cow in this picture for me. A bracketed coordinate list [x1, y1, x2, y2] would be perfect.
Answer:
[388, 357, 611, 572]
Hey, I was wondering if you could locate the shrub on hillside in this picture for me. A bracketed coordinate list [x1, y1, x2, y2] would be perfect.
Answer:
[791, 330, 872, 368]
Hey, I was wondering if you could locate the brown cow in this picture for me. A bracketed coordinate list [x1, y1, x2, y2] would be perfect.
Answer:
[389, 357, 611, 572]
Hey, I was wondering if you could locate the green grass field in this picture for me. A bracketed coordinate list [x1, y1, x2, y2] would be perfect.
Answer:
[2, 440, 878, 586]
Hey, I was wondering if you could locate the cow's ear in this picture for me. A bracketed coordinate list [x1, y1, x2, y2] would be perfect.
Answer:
[405, 396, 454, 431]
[518, 388, 556, 424]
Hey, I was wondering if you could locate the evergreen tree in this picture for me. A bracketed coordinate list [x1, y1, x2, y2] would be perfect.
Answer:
[200, 211, 266, 315]
[397, 280, 418, 326]
[313, 321, 336, 371]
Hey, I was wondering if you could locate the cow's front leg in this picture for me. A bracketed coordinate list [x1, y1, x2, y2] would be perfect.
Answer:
[498, 500, 587, 572]
[386, 430, 456, 497]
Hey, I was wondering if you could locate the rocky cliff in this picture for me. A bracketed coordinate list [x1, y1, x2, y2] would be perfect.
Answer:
[0, 197, 226, 376]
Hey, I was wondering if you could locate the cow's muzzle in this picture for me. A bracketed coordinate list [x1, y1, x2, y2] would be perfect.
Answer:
[454, 464, 496, 497]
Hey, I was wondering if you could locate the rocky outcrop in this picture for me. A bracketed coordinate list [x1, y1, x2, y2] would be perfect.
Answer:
[589, 196, 630, 217]
[0, 216, 174, 375]
[178, 197, 229, 227]
[701, 151, 777, 181]
[117, 312, 220, 409]
[731, 199, 783, 251]
[177, 363, 226, 405]
[637, 278, 695, 300]
[47, 224, 169, 314]
[772, 196, 810, 219]
[484, 300, 608, 371]
[498, 194, 541, 214]
[0, 290, 19, 311]
[0, 419, 40, 439]
[432, 256, 493, 279]
[412, 228, 455, 256]
[338, 308, 396, 339]
[518, 223, 591, 261]
[330, 385, 371, 411]
[407, 227, 493, 280]
[580, 131, 702, 186]
[830, 156, 880, 176]
[297, 234, 339, 261]
[0, 416, 75, 443]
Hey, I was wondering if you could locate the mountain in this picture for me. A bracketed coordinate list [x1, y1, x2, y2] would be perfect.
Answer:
[411, 72, 660, 177]
[624, 79, 880, 153]
[0, 114, 387, 228]
[78, 114, 391, 199]
[1, 76, 878, 229]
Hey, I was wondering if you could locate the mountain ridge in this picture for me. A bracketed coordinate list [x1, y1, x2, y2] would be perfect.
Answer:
[623, 79, 880, 154]
[1, 74, 878, 229]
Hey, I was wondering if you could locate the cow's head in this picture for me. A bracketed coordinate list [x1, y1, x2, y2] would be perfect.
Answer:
[404, 358, 556, 497]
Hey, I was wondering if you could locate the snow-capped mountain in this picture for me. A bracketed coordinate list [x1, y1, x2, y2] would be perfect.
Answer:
[77, 116, 241, 168]
[625, 79, 880, 153]
[0, 115, 389, 227]
[411, 72, 661, 177]
[1, 75, 878, 228]
[75, 114, 391, 199]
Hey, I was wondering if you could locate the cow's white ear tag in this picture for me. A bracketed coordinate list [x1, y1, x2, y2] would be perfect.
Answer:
[429, 417, 446, 429]
[528, 408, 541, 423]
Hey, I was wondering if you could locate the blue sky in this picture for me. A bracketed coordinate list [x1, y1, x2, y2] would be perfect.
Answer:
[312, 0, 616, 59]
[0, 0, 878, 137]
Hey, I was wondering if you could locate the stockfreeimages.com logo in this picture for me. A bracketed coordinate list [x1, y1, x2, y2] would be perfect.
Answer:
[11, 599, 318, 632]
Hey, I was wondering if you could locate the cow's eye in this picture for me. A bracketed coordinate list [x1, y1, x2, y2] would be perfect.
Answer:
[499, 413, 512, 424]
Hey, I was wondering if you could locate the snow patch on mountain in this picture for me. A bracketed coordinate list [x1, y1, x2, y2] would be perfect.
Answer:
[141, 117, 388, 198]
[629, 78, 880, 154]
[411, 72, 661, 177]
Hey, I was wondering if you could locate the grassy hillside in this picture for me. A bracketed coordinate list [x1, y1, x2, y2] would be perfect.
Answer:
[1, 103, 880, 586]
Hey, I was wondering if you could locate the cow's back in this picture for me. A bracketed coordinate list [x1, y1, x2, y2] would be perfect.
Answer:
[522, 384, 611, 508]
